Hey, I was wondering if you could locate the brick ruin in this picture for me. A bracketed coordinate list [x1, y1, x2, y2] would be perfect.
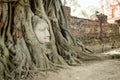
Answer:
[64, 6, 120, 53]
[64, 6, 119, 41]
[70, 16, 119, 43]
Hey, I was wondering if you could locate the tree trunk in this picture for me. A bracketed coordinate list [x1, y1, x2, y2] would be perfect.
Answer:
[99, 22, 103, 41]
[0, 0, 107, 79]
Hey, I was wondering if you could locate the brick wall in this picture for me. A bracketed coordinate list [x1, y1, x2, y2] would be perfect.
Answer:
[63, 6, 71, 21]
[63, 6, 119, 43]
[70, 16, 119, 41]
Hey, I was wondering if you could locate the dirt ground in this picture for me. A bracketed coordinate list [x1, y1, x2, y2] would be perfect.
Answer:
[27, 49, 120, 80]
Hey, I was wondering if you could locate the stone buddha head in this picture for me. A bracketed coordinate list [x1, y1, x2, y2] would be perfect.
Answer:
[32, 15, 50, 43]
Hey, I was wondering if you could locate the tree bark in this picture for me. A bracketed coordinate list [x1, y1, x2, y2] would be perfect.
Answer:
[0, 0, 113, 79]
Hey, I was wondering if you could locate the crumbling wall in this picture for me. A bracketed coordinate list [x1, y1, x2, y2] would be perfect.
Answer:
[70, 17, 119, 42]
[63, 6, 119, 42]
[64, 6, 120, 53]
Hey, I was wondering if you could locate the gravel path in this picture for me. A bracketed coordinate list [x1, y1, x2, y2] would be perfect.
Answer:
[27, 49, 120, 80]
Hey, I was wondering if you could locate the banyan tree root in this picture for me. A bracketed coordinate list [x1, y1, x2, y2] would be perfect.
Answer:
[0, 0, 120, 80]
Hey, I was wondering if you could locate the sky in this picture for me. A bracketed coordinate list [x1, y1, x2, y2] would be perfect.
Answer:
[76, 0, 100, 8]
[62, 0, 101, 19]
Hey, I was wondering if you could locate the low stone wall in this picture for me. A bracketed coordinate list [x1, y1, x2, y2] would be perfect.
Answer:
[70, 17, 120, 53]
[64, 6, 120, 53]
[63, 6, 119, 41]
[70, 17, 119, 42]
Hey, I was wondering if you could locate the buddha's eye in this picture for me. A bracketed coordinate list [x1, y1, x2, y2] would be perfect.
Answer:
[39, 28, 46, 31]
[36, 23, 46, 31]
[35, 22, 49, 32]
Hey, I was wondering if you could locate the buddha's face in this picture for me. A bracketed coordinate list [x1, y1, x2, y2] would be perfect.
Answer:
[34, 21, 50, 44]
